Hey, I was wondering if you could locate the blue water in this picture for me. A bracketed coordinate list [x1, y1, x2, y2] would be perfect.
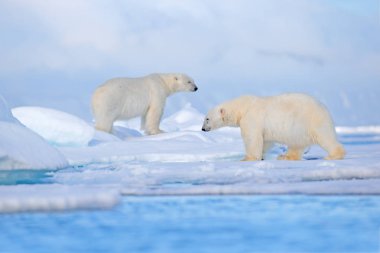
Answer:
[1, 195, 380, 253]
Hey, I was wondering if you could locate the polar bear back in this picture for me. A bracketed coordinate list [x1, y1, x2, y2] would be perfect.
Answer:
[92, 74, 165, 120]
[252, 93, 336, 147]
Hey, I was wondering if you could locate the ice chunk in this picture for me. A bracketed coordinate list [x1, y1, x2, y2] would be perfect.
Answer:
[12, 106, 95, 147]
[0, 122, 68, 170]
[0, 185, 120, 213]
[0, 97, 68, 170]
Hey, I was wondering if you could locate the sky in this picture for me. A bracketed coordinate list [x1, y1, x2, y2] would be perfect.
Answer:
[0, 0, 379, 125]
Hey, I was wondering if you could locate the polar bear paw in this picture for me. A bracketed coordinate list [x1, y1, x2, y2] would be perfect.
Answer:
[241, 156, 262, 161]
[277, 153, 302, 161]
[146, 129, 166, 135]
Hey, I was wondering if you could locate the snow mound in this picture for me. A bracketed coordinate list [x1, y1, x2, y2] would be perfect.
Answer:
[111, 103, 204, 137]
[0, 97, 68, 170]
[161, 103, 205, 132]
[12, 106, 95, 147]
[0, 185, 120, 213]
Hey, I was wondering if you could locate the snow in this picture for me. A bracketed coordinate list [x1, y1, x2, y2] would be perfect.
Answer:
[336, 125, 380, 134]
[12, 106, 95, 147]
[0, 185, 119, 213]
[161, 103, 205, 132]
[55, 105, 380, 197]
[0, 98, 68, 170]
[0, 95, 18, 123]
[1, 101, 380, 212]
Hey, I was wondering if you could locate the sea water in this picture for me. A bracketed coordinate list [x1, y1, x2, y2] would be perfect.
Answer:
[1, 195, 380, 253]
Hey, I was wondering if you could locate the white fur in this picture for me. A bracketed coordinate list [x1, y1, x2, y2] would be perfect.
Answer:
[92, 73, 197, 135]
[202, 94, 345, 161]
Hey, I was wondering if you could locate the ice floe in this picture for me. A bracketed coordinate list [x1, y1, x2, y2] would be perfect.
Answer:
[0, 185, 119, 213]
[12, 106, 95, 147]
[1, 103, 380, 213]
[0, 97, 68, 170]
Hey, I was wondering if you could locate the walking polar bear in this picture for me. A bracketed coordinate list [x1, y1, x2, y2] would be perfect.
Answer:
[92, 73, 197, 135]
[202, 94, 345, 161]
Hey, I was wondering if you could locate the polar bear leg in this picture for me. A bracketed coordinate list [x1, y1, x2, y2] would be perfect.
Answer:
[144, 104, 165, 135]
[315, 129, 345, 160]
[278, 147, 304, 160]
[241, 126, 264, 161]
[93, 105, 119, 133]
[318, 138, 345, 160]
[242, 139, 264, 161]
[95, 116, 114, 133]
[324, 144, 345, 160]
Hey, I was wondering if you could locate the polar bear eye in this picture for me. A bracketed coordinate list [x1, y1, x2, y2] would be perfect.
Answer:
[174, 77, 178, 81]
[187, 81, 191, 84]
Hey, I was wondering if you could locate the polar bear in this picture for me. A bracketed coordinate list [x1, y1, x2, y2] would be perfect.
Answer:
[92, 73, 198, 134]
[202, 94, 345, 161]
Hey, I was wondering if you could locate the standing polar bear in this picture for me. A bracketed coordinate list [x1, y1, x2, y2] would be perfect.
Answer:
[92, 73, 197, 134]
[202, 94, 345, 161]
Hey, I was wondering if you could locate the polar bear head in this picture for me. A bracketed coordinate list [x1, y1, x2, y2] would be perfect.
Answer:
[161, 73, 198, 93]
[202, 97, 248, 131]
[202, 106, 229, 131]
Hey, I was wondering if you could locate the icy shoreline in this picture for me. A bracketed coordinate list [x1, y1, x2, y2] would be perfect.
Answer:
[1, 100, 380, 212]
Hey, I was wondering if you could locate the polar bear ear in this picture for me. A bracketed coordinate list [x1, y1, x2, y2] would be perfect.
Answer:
[220, 108, 226, 119]
[220, 108, 226, 121]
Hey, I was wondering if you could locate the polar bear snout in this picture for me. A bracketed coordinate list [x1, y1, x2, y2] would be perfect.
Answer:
[187, 82, 197, 92]
[202, 126, 210, 132]
[202, 117, 212, 131]
[182, 82, 197, 92]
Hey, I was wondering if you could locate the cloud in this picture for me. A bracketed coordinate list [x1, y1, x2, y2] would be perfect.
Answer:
[256, 50, 325, 67]
[0, 0, 379, 80]
[0, 0, 379, 124]
[0, 0, 124, 72]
